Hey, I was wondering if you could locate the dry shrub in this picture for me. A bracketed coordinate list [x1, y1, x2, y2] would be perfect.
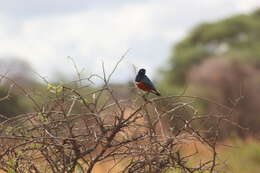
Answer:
[0, 58, 241, 173]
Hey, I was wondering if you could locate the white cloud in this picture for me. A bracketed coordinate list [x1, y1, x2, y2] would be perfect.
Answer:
[236, 0, 260, 12]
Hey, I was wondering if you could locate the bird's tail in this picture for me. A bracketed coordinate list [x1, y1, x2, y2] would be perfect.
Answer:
[151, 90, 161, 96]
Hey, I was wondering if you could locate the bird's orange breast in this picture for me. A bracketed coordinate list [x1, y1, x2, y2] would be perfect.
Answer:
[136, 82, 150, 91]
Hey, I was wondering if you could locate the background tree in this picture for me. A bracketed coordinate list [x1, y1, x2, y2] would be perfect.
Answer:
[164, 8, 260, 86]
[162, 8, 260, 138]
[0, 57, 38, 120]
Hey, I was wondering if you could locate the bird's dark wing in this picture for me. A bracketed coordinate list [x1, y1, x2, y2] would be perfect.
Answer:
[142, 75, 157, 91]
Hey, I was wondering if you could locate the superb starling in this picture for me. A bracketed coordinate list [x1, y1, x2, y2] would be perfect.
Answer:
[135, 68, 161, 96]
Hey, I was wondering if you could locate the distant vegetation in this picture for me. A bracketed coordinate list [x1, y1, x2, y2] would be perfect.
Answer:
[161, 8, 260, 138]
[164, 8, 260, 86]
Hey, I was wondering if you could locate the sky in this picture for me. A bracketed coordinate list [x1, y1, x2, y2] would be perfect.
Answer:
[1, 0, 260, 83]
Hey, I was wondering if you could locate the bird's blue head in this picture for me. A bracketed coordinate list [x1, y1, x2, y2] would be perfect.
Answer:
[138, 68, 146, 75]
[135, 68, 146, 82]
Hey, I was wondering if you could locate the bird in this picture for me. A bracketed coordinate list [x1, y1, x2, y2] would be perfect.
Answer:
[135, 68, 161, 96]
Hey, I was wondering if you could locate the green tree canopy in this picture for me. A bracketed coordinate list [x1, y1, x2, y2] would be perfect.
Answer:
[165, 8, 260, 86]
[160, 9, 260, 138]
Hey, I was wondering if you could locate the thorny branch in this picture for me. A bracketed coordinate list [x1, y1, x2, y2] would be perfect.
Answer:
[0, 57, 243, 173]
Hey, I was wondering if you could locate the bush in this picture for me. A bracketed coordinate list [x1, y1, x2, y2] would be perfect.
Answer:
[0, 59, 240, 173]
